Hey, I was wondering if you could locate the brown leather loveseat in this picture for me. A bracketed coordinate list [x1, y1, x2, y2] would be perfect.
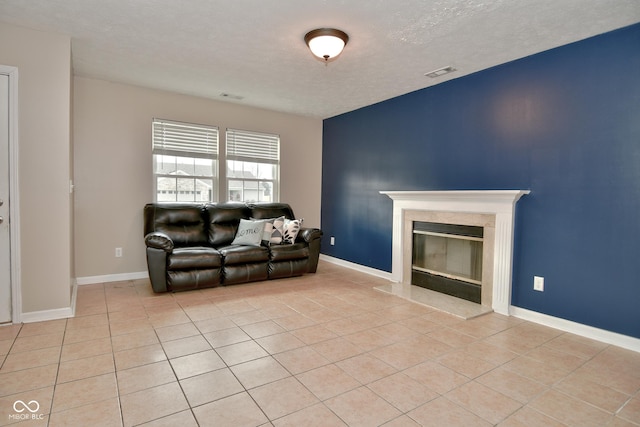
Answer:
[143, 202, 322, 293]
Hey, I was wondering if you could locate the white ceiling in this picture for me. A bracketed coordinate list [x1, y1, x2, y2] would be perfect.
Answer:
[1, 0, 639, 119]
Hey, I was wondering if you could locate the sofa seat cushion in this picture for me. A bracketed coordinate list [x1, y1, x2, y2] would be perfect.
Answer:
[167, 247, 222, 270]
[168, 269, 221, 291]
[269, 243, 309, 262]
[268, 258, 308, 279]
[219, 245, 269, 265]
[223, 263, 268, 285]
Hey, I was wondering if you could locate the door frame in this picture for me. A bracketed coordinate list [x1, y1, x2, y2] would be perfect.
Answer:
[0, 65, 21, 324]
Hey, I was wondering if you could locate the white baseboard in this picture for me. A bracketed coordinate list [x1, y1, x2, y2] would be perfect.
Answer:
[76, 271, 149, 285]
[320, 255, 393, 281]
[510, 306, 640, 353]
[321, 254, 640, 353]
[17, 280, 77, 324]
[20, 306, 74, 323]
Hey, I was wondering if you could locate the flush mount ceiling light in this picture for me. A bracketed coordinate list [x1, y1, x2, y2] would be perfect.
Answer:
[304, 28, 349, 63]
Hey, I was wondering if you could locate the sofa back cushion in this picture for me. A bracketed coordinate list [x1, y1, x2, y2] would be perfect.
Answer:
[144, 204, 208, 247]
[248, 203, 295, 221]
[205, 203, 251, 247]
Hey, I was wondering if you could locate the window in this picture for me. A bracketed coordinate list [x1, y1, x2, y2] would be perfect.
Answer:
[152, 119, 218, 202]
[152, 121, 279, 203]
[226, 128, 280, 203]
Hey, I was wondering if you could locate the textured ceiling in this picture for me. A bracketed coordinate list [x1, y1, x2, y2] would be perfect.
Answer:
[1, 0, 639, 118]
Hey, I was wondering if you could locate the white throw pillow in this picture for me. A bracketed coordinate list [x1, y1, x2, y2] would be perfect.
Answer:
[281, 219, 303, 244]
[231, 219, 266, 246]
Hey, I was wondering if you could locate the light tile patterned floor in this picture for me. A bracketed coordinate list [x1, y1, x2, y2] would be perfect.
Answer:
[1, 261, 639, 426]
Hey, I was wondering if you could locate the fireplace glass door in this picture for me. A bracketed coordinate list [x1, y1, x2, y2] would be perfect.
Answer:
[412, 222, 483, 303]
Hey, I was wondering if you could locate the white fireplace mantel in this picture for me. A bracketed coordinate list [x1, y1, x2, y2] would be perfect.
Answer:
[380, 190, 530, 315]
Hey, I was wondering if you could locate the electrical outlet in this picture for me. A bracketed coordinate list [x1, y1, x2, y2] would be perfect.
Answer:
[330, 236, 335, 246]
[534, 276, 544, 292]
[115, 247, 123, 258]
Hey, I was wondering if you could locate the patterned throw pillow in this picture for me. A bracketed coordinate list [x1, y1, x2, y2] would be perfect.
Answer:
[231, 219, 266, 246]
[253, 216, 286, 245]
[281, 219, 303, 244]
[271, 217, 286, 244]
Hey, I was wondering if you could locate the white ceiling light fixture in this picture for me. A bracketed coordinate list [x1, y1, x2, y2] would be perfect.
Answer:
[304, 28, 349, 63]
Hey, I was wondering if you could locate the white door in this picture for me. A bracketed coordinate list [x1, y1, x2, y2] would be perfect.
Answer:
[0, 73, 11, 323]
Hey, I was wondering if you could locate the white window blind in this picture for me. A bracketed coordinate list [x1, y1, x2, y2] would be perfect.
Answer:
[152, 119, 219, 202]
[226, 129, 279, 163]
[153, 119, 218, 157]
[225, 128, 280, 203]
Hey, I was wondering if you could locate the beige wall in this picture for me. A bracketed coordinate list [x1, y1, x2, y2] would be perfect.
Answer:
[0, 23, 73, 314]
[73, 77, 322, 279]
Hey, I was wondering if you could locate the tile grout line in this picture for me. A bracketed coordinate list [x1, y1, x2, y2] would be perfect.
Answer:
[105, 281, 126, 427]
[47, 317, 67, 426]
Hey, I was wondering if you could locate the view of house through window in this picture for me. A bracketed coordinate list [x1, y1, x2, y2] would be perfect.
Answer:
[226, 128, 280, 203]
[155, 155, 217, 202]
[152, 119, 219, 202]
[152, 119, 280, 203]
[227, 160, 276, 202]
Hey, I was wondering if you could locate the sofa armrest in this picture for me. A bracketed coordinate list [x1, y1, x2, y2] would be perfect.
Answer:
[297, 227, 323, 244]
[146, 248, 169, 293]
[297, 227, 323, 273]
[144, 232, 174, 253]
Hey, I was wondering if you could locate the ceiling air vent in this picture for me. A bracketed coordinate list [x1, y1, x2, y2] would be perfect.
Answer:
[424, 66, 456, 78]
[219, 93, 244, 100]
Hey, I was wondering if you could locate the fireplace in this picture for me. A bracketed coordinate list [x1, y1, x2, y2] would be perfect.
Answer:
[412, 221, 484, 303]
[379, 190, 529, 316]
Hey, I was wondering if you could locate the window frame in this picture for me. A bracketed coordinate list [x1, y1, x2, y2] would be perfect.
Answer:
[225, 128, 280, 203]
[152, 118, 219, 203]
[151, 120, 281, 203]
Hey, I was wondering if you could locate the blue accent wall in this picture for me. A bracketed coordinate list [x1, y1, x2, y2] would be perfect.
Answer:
[321, 24, 640, 338]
